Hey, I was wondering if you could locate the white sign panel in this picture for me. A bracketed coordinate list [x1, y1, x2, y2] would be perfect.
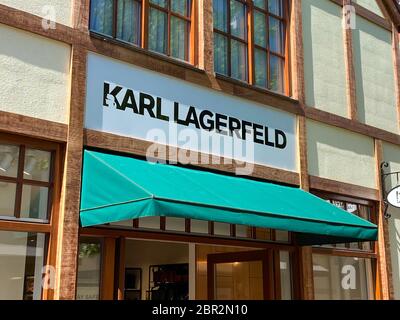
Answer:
[85, 53, 297, 172]
[387, 186, 400, 208]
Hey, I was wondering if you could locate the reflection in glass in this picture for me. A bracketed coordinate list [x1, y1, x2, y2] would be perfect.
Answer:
[190, 219, 209, 234]
[20, 185, 49, 220]
[254, 0, 267, 10]
[0, 144, 19, 178]
[77, 238, 102, 300]
[313, 254, 374, 300]
[171, 16, 188, 60]
[280, 251, 292, 299]
[231, 39, 247, 81]
[230, 0, 246, 40]
[149, 8, 168, 54]
[214, 33, 228, 75]
[117, 0, 141, 45]
[0, 231, 46, 300]
[150, 0, 167, 7]
[254, 49, 267, 88]
[214, 222, 231, 236]
[24, 149, 51, 182]
[270, 55, 284, 93]
[90, 0, 114, 36]
[165, 217, 186, 232]
[213, 0, 228, 32]
[0, 182, 16, 217]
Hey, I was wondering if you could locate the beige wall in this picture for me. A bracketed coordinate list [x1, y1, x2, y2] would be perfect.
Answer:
[353, 0, 384, 17]
[0, 0, 72, 26]
[353, 16, 397, 133]
[0, 24, 71, 124]
[383, 142, 400, 299]
[302, 0, 348, 117]
[307, 120, 376, 188]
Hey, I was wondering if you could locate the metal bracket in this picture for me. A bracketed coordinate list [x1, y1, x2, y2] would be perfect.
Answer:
[380, 161, 400, 219]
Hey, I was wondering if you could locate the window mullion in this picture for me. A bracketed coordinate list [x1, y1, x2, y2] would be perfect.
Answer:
[113, 0, 118, 38]
[227, 0, 232, 77]
[248, 2, 253, 85]
[14, 145, 25, 219]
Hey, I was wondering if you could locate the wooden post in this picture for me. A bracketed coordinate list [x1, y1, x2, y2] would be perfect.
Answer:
[198, 0, 214, 73]
[101, 238, 117, 300]
[53, 46, 87, 299]
[374, 139, 394, 300]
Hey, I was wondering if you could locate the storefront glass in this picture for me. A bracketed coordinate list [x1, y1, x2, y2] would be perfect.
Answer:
[313, 254, 375, 300]
[0, 231, 47, 300]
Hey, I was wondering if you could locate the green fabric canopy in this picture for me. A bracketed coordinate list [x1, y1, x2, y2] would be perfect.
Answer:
[80, 150, 378, 245]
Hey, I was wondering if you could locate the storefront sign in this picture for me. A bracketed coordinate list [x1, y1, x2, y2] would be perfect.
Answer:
[85, 53, 297, 172]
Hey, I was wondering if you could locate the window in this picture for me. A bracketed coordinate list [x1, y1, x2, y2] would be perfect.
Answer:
[213, 0, 288, 94]
[0, 231, 47, 300]
[311, 193, 377, 300]
[0, 142, 54, 222]
[89, 0, 194, 62]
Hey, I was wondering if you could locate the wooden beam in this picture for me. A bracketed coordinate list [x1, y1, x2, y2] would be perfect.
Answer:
[198, 0, 214, 73]
[0, 220, 51, 233]
[72, 0, 90, 32]
[53, 46, 87, 300]
[0, 110, 68, 142]
[374, 139, 394, 300]
[305, 106, 400, 146]
[352, 2, 392, 31]
[343, 0, 358, 120]
[309, 175, 380, 201]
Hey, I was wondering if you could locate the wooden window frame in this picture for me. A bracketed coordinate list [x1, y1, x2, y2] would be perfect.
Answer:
[0, 132, 62, 300]
[90, 0, 197, 65]
[213, 0, 290, 95]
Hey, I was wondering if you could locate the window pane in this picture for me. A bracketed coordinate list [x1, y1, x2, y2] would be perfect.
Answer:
[172, 0, 190, 16]
[230, 0, 246, 40]
[235, 225, 252, 238]
[269, 16, 284, 54]
[0, 182, 16, 217]
[0, 231, 46, 300]
[254, 11, 267, 48]
[268, 0, 283, 16]
[170, 16, 188, 60]
[20, 185, 49, 220]
[313, 254, 375, 300]
[77, 238, 102, 300]
[280, 251, 292, 300]
[254, 0, 267, 10]
[90, 0, 114, 36]
[270, 55, 284, 93]
[254, 48, 267, 88]
[231, 39, 247, 81]
[0, 144, 19, 178]
[23, 149, 51, 182]
[138, 216, 160, 229]
[214, 33, 228, 75]
[150, 0, 167, 7]
[255, 227, 271, 240]
[213, 0, 228, 32]
[149, 8, 168, 54]
[117, 0, 141, 45]
[276, 230, 289, 242]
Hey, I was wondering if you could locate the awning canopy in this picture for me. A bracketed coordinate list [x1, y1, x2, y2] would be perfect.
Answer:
[80, 150, 378, 245]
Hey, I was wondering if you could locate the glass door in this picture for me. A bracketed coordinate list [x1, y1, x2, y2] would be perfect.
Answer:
[207, 250, 273, 300]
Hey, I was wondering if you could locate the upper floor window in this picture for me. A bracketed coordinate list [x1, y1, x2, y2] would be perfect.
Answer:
[213, 0, 288, 94]
[90, 0, 194, 63]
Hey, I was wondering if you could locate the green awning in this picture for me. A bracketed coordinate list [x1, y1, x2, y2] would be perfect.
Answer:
[80, 150, 378, 245]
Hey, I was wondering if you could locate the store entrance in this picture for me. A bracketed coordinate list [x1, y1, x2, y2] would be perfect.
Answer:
[207, 250, 270, 300]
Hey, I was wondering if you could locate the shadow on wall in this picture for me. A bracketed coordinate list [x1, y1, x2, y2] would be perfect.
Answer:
[0, 25, 70, 74]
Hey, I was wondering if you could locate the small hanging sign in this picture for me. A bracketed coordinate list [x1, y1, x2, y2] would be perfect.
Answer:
[381, 162, 400, 218]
